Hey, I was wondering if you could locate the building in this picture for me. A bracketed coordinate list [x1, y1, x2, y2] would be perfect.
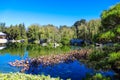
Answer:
[0, 32, 7, 43]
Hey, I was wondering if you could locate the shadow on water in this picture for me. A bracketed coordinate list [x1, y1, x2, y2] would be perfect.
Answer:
[26, 60, 94, 80]
[26, 60, 115, 80]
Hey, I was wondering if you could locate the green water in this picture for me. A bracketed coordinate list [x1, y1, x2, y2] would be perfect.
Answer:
[0, 43, 80, 58]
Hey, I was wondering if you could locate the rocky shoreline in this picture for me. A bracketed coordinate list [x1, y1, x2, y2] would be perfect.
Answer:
[9, 49, 92, 72]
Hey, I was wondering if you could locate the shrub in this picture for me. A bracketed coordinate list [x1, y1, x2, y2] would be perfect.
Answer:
[0, 73, 60, 80]
[108, 52, 120, 63]
[85, 73, 111, 80]
[99, 31, 115, 41]
[89, 49, 105, 61]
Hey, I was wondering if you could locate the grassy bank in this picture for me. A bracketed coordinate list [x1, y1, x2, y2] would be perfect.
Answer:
[0, 73, 60, 80]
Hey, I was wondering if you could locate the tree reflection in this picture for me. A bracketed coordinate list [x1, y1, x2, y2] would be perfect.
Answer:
[0, 43, 72, 58]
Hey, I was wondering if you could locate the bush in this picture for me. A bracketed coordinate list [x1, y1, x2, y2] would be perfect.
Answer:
[99, 31, 115, 42]
[85, 73, 111, 80]
[89, 49, 105, 61]
[116, 25, 120, 34]
[0, 73, 60, 80]
[61, 37, 70, 45]
[108, 52, 120, 63]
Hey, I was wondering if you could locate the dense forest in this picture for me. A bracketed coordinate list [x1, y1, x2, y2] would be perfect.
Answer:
[0, 19, 101, 45]
[0, 3, 120, 45]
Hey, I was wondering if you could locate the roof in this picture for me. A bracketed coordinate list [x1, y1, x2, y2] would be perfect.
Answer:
[0, 32, 6, 36]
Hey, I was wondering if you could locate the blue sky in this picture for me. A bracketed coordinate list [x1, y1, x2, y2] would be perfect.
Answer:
[0, 0, 119, 27]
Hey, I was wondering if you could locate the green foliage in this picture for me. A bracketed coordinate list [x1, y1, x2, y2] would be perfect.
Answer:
[97, 3, 120, 43]
[87, 19, 101, 41]
[108, 52, 120, 63]
[99, 31, 115, 42]
[101, 3, 120, 30]
[89, 49, 105, 61]
[116, 25, 120, 34]
[87, 43, 120, 72]
[4, 23, 27, 40]
[60, 25, 74, 45]
[27, 24, 74, 45]
[73, 19, 101, 41]
[74, 19, 86, 39]
[85, 73, 111, 80]
[27, 24, 40, 40]
[19, 24, 27, 39]
[61, 37, 70, 45]
[0, 73, 60, 80]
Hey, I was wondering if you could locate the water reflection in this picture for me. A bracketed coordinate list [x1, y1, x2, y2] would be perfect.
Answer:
[26, 60, 94, 80]
[26, 60, 115, 80]
[0, 43, 75, 58]
[0, 43, 80, 73]
[0, 43, 115, 80]
[0, 43, 6, 50]
[0, 43, 26, 57]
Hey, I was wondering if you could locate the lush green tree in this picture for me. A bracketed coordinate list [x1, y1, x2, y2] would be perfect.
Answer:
[73, 19, 101, 42]
[27, 24, 40, 40]
[98, 30, 115, 43]
[87, 19, 101, 41]
[4, 24, 27, 40]
[59, 25, 74, 45]
[98, 3, 120, 43]
[6, 25, 21, 40]
[74, 19, 86, 38]
[27, 24, 61, 43]
[101, 3, 120, 30]
[19, 23, 27, 39]
[42, 24, 59, 42]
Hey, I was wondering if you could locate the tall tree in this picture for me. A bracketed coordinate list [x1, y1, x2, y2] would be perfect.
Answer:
[27, 24, 40, 40]
[59, 25, 74, 45]
[101, 3, 120, 30]
[98, 3, 120, 43]
[74, 19, 86, 38]
[87, 19, 101, 41]
[19, 23, 27, 39]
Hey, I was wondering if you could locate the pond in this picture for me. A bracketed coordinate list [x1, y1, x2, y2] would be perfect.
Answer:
[0, 43, 115, 80]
